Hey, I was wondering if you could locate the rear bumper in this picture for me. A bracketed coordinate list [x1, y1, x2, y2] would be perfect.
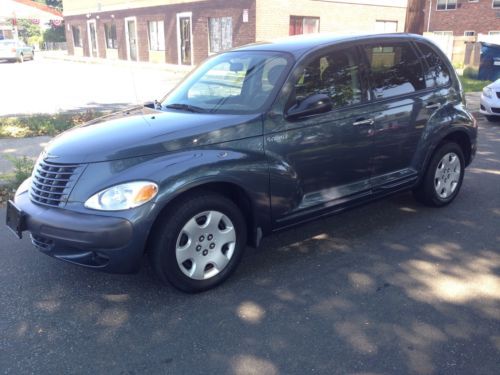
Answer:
[13, 192, 147, 273]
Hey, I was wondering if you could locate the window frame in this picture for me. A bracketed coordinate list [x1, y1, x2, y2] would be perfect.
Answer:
[464, 30, 475, 37]
[208, 16, 233, 54]
[148, 20, 165, 52]
[282, 43, 369, 115]
[359, 40, 429, 102]
[436, 0, 457, 11]
[72, 26, 81, 48]
[289, 15, 320, 36]
[493, 0, 500, 9]
[104, 22, 117, 49]
[413, 41, 454, 90]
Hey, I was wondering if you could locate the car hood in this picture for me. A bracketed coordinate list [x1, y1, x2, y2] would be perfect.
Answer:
[42, 107, 262, 164]
[487, 78, 500, 90]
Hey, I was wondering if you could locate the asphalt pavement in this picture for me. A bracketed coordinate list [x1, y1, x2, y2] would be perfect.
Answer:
[0, 116, 499, 374]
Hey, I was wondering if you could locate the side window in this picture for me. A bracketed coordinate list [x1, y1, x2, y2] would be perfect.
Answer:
[292, 48, 363, 108]
[364, 43, 425, 99]
[417, 43, 452, 88]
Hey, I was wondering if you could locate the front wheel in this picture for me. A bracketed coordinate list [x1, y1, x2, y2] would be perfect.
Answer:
[150, 192, 247, 293]
[413, 142, 465, 207]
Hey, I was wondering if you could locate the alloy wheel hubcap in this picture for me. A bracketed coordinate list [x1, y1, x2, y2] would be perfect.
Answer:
[175, 210, 236, 280]
[434, 152, 461, 199]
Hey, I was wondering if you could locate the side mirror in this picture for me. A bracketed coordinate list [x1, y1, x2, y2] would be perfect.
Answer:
[143, 100, 159, 109]
[286, 94, 332, 120]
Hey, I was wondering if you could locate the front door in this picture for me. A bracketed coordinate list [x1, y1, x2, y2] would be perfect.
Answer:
[126, 18, 138, 61]
[177, 13, 192, 65]
[265, 46, 374, 225]
[87, 20, 98, 57]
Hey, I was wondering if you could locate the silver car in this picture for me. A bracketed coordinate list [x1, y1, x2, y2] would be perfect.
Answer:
[0, 39, 34, 63]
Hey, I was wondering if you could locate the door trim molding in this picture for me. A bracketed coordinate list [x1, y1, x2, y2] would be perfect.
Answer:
[86, 19, 98, 58]
[176, 11, 193, 66]
[124, 16, 138, 61]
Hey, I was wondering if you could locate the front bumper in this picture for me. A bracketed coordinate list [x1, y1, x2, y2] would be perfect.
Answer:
[479, 94, 500, 116]
[13, 192, 147, 273]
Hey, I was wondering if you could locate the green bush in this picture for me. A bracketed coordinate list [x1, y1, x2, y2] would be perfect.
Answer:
[2, 155, 34, 187]
[0, 110, 104, 138]
[463, 66, 479, 80]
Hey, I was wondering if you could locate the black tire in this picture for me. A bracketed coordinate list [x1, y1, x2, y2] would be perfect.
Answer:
[485, 115, 499, 122]
[18, 54, 24, 63]
[413, 142, 465, 207]
[149, 191, 247, 293]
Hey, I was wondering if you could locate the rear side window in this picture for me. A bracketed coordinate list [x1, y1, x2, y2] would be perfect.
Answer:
[364, 43, 425, 99]
[292, 48, 363, 108]
[417, 43, 452, 88]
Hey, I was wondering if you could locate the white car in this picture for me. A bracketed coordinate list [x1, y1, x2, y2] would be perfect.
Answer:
[480, 79, 500, 122]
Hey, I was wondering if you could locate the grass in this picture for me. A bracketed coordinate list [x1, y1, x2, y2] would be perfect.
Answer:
[0, 111, 104, 138]
[459, 76, 492, 93]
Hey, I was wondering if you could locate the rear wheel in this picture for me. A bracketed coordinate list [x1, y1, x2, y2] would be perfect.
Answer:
[413, 142, 465, 207]
[485, 115, 499, 122]
[18, 54, 24, 63]
[150, 192, 247, 293]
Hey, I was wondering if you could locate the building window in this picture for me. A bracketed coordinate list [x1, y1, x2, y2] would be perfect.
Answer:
[433, 31, 453, 36]
[208, 17, 232, 53]
[148, 20, 165, 51]
[436, 0, 457, 10]
[72, 26, 81, 47]
[494, 0, 500, 8]
[464, 31, 475, 36]
[375, 20, 398, 33]
[289, 16, 320, 36]
[104, 23, 117, 49]
[489, 31, 500, 35]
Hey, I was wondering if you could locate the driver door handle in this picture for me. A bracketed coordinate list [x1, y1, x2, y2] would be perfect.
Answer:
[352, 118, 374, 126]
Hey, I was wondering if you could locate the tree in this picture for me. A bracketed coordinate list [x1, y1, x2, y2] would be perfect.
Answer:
[33, 0, 63, 11]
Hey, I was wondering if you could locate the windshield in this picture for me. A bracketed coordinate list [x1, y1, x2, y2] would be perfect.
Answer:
[161, 51, 292, 114]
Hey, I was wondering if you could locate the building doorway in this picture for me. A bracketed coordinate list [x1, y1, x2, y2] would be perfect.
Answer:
[125, 17, 138, 61]
[87, 19, 98, 57]
[177, 12, 193, 65]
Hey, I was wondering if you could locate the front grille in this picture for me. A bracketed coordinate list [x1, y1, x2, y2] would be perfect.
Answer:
[30, 159, 85, 207]
[492, 107, 500, 114]
[496, 92, 500, 99]
[30, 234, 54, 251]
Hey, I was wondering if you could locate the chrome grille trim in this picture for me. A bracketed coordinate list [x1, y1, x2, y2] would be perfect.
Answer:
[29, 159, 86, 207]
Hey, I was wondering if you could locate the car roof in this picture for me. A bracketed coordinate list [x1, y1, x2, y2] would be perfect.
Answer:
[233, 33, 430, 58]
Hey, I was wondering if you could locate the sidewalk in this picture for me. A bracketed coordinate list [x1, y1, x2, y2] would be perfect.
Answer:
[39, 50, 194, 75]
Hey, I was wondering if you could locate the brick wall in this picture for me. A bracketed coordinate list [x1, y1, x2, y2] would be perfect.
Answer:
[255, 0, 407, 41]
[64, 0, 256, 65]
[424, 0, 500, 35]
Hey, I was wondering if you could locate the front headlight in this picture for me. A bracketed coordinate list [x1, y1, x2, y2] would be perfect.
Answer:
[483, 87, 494, 99]
[84, 181, 158, 211]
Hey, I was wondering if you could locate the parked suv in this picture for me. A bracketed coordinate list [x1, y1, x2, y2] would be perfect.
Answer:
[6, 34, 477, 292]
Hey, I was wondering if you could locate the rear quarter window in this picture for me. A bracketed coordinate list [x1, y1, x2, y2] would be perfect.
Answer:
[416, 42, 452, 88]
[364, 42, 426, 100]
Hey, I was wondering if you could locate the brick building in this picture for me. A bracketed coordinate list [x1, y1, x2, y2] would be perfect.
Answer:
[62, 0, 408, 65]
[424, 0, 500, 36]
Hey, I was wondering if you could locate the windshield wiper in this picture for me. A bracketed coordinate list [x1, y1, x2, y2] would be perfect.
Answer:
[165, 103, 207, 113]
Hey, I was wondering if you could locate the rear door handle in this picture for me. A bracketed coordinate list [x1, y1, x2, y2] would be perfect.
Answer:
[425, 102, 440, 110]
[352, 118, 374, 126]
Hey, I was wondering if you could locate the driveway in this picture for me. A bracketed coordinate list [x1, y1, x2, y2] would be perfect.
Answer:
[0, 55, 187, 117]
[0, 114, 499, 374]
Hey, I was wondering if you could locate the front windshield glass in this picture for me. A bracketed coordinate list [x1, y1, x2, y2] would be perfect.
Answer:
[161, 51, 292, 114]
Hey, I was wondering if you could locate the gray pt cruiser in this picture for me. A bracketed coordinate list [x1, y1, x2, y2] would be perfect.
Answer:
[6, 34, 477, 292]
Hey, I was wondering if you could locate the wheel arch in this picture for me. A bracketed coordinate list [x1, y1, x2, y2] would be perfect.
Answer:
[146, 179, 263, 254]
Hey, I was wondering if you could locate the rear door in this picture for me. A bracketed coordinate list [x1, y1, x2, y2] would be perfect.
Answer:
[360, 41, 431, 190]
[265, 44, 374, 225]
